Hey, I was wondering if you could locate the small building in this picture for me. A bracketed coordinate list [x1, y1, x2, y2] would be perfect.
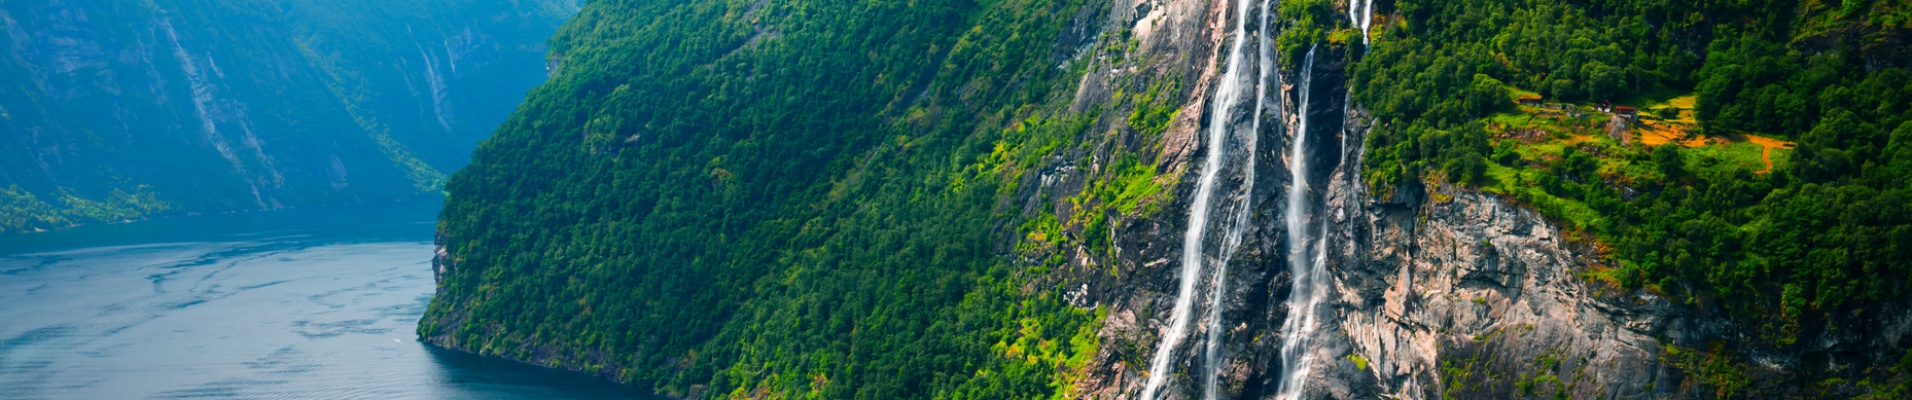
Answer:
[1518, 94, 1542, 106]
[1614, 106, 1638, 121]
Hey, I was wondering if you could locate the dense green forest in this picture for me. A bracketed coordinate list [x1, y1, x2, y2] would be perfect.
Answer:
[423, 0, 1912, 396]
[1351, 0, 1912, 393]
[0, 0, 574, 232]
[421, 0, 1119, 397]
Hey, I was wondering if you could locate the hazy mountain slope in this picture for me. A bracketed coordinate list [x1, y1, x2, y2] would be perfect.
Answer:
[0, 0, 578, 232]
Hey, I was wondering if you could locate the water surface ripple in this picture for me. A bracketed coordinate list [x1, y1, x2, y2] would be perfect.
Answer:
[0, 202, 656, 399]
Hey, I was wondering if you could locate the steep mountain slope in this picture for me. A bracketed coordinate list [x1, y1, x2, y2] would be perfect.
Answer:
[0, 0, 577, 232]
[424, 0, 1912, 398]
[421, 0, 1126, 396]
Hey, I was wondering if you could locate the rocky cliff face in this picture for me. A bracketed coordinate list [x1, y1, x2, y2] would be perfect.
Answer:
[1314, 152, 1685, 399]
[1041, 1, 1821, 399]
[1054, 1, 1912, 399]
[406, 0, 1908, 396]
[1055, 0, 1352, 397]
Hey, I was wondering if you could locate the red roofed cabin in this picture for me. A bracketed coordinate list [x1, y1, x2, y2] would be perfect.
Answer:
[1615, 106, 1638, 120]
[1518, 94, 1542, 106]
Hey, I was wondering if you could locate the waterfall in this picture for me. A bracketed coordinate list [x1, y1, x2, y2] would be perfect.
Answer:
[1364, 0, 1373, 43]
[1199, 0, 1278, 397]
[1141, 0, 1266, 397]
[160, 19, 236, 170]
[1349, 0, 1373, 45]
[418, 44, 453, 132]
[159, 18, 266, 208]
[1273, 45, 1328, 400]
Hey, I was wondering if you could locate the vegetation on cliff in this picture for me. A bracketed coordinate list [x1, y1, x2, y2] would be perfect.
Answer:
[422, 0, 1912, 396]
[1353, 0, 1912, 392]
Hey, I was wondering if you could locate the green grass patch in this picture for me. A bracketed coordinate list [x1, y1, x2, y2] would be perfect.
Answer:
[1484, 112, 1540, 128]
[1105, 154, 1166, 216]
[1606, 85, 1693, 110]
[1684, 141, 1768, 174]
[1767, 147, 1794, 172]
[1480, 162, 1605, 231]
[1579, 264, 1632, 288]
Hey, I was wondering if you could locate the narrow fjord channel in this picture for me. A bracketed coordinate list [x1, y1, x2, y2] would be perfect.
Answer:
[0, 202, 656, 399]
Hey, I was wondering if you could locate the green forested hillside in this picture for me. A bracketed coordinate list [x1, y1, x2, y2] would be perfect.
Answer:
[425, 0, 1912, 397]
[1350, 0, 1912, 392]
[421, 0, 1112, 397]
[0, 0, 574, 232]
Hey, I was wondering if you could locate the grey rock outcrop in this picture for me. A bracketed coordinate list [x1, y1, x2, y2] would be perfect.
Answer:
[1315, 150, 1685, 399]
[1063, 0, 1712, 398]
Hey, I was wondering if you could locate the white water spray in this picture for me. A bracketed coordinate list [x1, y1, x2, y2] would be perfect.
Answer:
[1348, 0, 1373, 45]
[1198, 0, 1277, 397]
[417, 44, 454, 132]
[160, 18, 266, 207]
[1141, 0, 1265, 397]
[1273, 45, 1330, 400]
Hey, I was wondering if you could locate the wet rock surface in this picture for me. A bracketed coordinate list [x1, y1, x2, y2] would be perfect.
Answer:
[1058, 1, 1848, 398]
[1318, 170, 1682, 399]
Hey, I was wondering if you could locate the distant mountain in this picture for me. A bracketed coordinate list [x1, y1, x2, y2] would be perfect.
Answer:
[0, 0, 578, 232]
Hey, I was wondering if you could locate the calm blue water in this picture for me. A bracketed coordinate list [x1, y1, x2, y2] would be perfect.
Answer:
[0, 201, 659, 399]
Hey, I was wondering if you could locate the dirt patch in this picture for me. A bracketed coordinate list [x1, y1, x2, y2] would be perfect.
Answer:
[1634, 121, 1708, 147]
[1742, 134, 1794, 174]
[1636, 123, 1794, 174]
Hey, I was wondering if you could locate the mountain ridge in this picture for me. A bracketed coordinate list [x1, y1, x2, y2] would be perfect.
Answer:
[0, 0, 577, 233]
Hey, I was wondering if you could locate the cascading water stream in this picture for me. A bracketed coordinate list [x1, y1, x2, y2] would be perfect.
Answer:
[1140, 0, 1267, 397]
[1272, 45, 1328, 400]
[1364, 0, 1373, 43]
[1198, 0, 1276, 398]
[160, 18, 267, 208]
[1347, 0, 1373, 45]
[417, 44, 454, 132]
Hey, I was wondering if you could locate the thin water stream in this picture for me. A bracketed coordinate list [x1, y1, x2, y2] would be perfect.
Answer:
[1273, 44, 1334, 400]
[1141, 0, 1272, 397]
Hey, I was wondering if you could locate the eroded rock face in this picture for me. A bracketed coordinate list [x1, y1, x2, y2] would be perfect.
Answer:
[1318, 165, 1685, 399]
[1082, 61, 1699, 398]
[1059, 2, 1235, 398]
[1066, 0, 1699, 397]
[1067, 1, 1356, 397]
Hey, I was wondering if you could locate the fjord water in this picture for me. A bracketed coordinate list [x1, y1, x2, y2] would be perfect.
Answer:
[0, 201, 654, 399]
